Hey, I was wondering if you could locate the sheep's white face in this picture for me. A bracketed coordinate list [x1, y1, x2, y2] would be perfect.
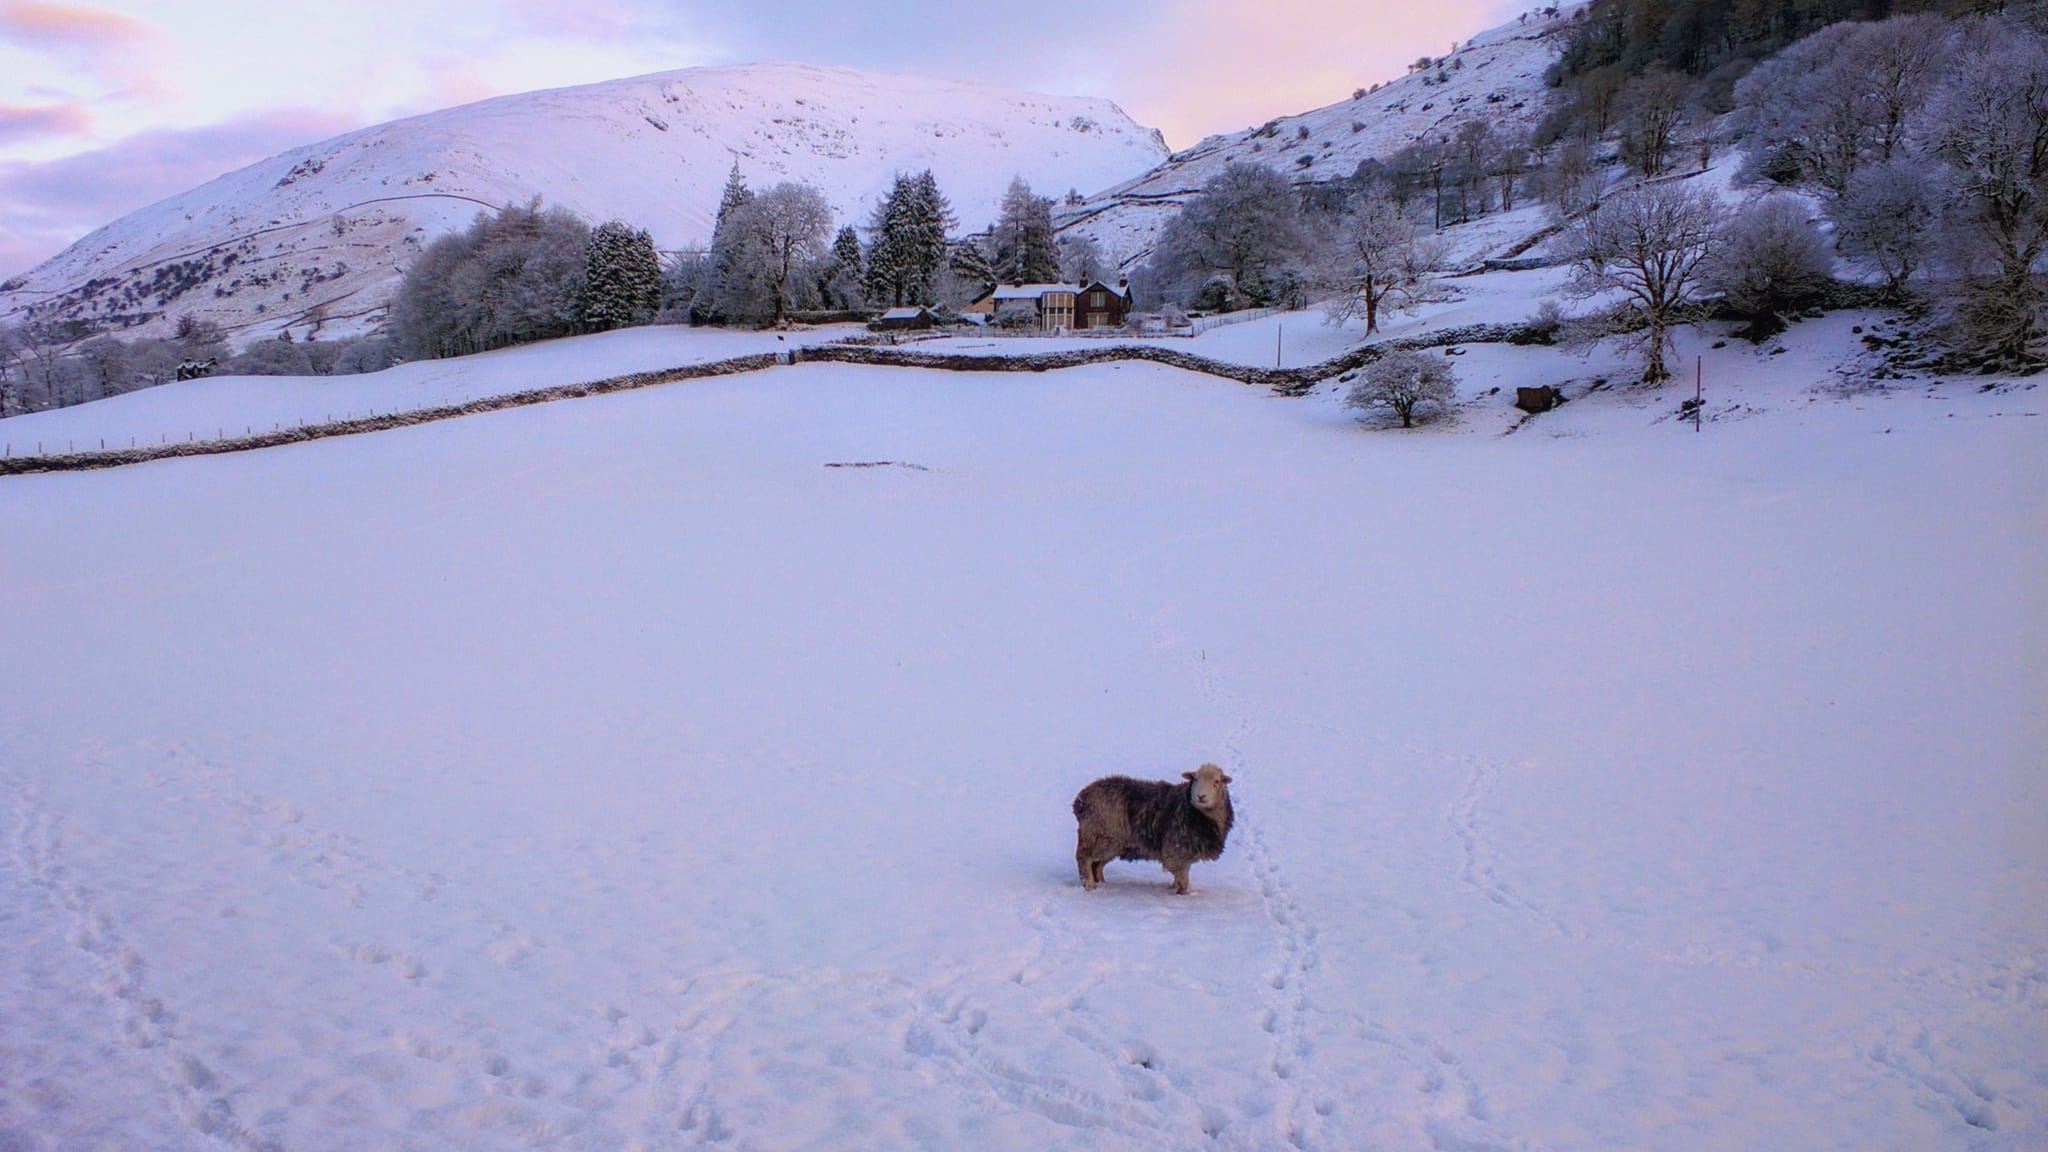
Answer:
[1185, 764, 1233, 813]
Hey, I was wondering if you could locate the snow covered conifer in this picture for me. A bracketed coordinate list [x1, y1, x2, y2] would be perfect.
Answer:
[715, 163, 753, 231]
[697, 164, 758, 323]
[1345, 349, 1456, 428]
[863, 170, 956, 306]
[823, 225, 866, 308]
[862, 176, 912, 306]
[947, 237, 995, 292]
[583, 221, 663, 332]
[992, 177, 1060, 284]
[904, 170, 957, 303]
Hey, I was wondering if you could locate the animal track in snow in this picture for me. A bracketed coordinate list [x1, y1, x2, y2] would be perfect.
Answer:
[918, 898, 1215, 1147]
[2, 768, 274, 1150]
[1869, 1022, 2026, 1136]
[1192, 646, 1334, 1151]
[1447, 757, 1557, 929]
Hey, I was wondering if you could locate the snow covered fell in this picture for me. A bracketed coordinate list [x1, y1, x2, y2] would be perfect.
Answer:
[1058, 7, 1575, 268]
[0, 63, 1169, 345]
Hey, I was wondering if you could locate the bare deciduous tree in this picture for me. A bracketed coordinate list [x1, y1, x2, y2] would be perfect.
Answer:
[1619, 69, 1689, 178]
[1832, 159, 1938, 299]
[0, 323, 19, 416]
[1926, 24, 2048, 366]
[1549, 140, 1599, 216]
[1320, 194, 1440, 335]
[720, 182, 834, 326]
[1144, 163, 1309, 310]
[1057, 234, 1106, 285]
[391, 200, 591, 360]
[1567, 182, 1724, 384]
[1860, 14, 1951, 164]
[1735, 15, 1953, 198]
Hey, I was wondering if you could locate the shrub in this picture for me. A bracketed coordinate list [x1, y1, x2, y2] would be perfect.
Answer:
[1346, 350, 1457, 428]
[1707, 197, 1833, 340]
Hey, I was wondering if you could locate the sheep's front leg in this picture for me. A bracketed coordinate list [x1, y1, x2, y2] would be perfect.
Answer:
[1078, 849, 1100, 890]
[1169, 865, 1191, 895]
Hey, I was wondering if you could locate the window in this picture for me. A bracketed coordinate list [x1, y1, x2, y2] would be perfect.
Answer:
[1042, 293, 1075, 331]
[1091, 291, 1107, 307]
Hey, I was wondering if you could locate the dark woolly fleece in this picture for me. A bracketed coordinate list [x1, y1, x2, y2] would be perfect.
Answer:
[1072, 775, 1234, 865]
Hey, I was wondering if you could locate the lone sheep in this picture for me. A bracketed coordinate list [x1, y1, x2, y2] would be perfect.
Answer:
[1072, 764, 1234, 894]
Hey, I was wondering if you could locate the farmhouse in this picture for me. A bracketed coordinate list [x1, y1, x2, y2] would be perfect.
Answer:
[869, 306, 937, 332]
[964, 278, 1130, 332]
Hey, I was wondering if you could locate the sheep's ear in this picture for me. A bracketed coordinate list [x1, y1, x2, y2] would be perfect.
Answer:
[1220, 773, 1233, 784]
[1183, 771, 1198, 781]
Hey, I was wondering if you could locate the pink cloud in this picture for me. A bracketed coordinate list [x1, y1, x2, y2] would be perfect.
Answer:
[0, 100, 91, 144]
[502, 0, 638, 37]
[0, 2, 173, 97]
[0, 1, 156, 48]
[0, 108, 357, 278]
[1119, 0, 1503, 147]
[425, 62, 505, 111]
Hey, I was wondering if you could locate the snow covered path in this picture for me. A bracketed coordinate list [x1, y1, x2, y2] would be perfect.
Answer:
[1, 361, 2042, 1151]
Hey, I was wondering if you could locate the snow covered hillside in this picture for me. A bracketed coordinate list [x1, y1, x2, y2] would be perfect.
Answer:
[0, 64, 1167, 347]
[1, 317, 2042, 1151]
[1058, 7, 1576, 268]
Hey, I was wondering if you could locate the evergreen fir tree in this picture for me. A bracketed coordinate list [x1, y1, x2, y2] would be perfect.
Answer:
[583, 221, 663, 331]
[715, 163, 752, 231]
[948, 237, 996, 292]
[701, 164, 756, 323]
[992, 177, 1060, 284]
[826, 225, 866, 309]
[862, 175, 914, 306]
[901, 170, 956, 304]
[861, 171, 957, 307]
[832, 226, 864, 279]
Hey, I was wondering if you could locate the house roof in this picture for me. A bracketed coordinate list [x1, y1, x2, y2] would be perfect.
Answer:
[990, 283, 1081, 301]
[878, 306, 931, 320]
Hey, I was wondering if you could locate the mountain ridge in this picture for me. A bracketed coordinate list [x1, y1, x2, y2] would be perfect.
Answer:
[1056, 6, 1580, 268]
[1, 62, 1169, 345]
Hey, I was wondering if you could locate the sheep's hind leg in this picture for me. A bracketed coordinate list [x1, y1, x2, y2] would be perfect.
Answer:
[1091, 860, 1107, 885]
[1078, 848, 1100, 890]
[1169, 864, 1191, 895]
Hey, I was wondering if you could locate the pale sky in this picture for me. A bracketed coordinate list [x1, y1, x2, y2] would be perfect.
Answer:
[0, 0, 1522, 278]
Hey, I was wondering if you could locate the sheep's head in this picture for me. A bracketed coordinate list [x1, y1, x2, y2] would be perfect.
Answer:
[1184, 764, 1233, 813]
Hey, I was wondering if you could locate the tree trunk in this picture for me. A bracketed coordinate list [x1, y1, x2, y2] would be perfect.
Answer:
[1642, 316, 1672, 384]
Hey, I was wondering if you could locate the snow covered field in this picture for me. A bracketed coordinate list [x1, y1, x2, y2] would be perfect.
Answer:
[0, 326, 853, 456]
[1, 337, 2042, 1151]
